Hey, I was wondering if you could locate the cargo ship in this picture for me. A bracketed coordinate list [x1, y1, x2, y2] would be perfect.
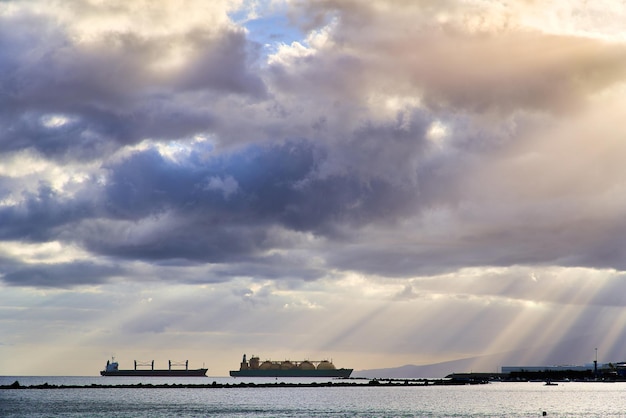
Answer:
[230, 354, 353, 377]
[100, 357, 207, 376]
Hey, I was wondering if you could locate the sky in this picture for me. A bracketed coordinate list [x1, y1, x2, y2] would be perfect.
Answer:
[1, 0, 626, 377]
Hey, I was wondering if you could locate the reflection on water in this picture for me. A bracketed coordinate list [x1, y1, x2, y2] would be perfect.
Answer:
[2, 378, 626, 417]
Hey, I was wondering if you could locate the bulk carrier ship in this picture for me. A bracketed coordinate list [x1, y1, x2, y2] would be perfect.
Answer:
[230, 354, 353, 378]
[100, 357, 207, 377]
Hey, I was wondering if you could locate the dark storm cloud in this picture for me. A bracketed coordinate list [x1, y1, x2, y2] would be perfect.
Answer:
[211, 254, 327, 281]
[325, 207, 626, 279]
[177, 29, 267, 96]
[84, 136, 425, 263]
[2, 0, 626, 292]
[0, 9, 265, 160]
[1, 261, 122, 288]
[0, 107, 439, 288]
[0, 111, 438, 288]
[0, 182, 94, 241]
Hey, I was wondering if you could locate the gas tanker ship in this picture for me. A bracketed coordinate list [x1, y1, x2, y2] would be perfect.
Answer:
[230, 354, 353, 378]
[100, 358, 207, 377]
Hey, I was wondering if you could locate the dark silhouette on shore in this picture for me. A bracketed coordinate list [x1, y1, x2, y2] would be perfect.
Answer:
[1, 377, 487, 390]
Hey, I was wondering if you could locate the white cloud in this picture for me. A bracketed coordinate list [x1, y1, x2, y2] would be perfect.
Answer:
[0, 241, 90, 264]
[206, 175, 239, 198]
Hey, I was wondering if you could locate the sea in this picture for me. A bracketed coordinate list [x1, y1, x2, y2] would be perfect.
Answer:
[2, 376, 626, 417]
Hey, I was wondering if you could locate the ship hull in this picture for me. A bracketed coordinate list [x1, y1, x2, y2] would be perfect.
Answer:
[229, 368, 352, 378]
[100, 369, 208, 377]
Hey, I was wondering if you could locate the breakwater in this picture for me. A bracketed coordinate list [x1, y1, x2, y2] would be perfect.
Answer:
[1, 377, 487, 390]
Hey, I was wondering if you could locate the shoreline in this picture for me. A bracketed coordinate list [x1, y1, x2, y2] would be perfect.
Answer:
[1, 378, 485, 389]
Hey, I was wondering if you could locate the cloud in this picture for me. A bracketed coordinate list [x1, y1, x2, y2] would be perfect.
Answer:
[206, 175, 239, 198]
[1, 261, 122, 288]
[0, 182, 94, 242]
[278, 0, 626, 116]
[0, 2, 266, 160]
[78, 138, 425, 264]
[2, 0, 626, 376]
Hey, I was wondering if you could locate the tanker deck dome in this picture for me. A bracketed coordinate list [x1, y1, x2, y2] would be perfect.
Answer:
[317, 360, 336, 370]
[280, 361, 295, 369]
[298, 361, 315, 370]
[259, 361, 274, 370]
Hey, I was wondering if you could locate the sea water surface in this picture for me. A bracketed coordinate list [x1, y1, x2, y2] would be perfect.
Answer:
[2, 376, 626, 417]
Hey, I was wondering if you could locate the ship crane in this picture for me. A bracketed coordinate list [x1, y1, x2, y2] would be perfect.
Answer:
[168, 360, 189, 370]
[134, 360, 154, 370]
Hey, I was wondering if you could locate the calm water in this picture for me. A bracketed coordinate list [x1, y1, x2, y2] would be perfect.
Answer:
[2, 376, 626, 417]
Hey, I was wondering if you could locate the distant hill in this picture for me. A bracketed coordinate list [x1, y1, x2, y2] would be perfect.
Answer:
[353, 336, 604, 379]
[353, 357, 490, 379]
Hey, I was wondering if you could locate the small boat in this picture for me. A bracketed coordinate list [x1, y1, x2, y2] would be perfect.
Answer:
[544, 380, 558, 386]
